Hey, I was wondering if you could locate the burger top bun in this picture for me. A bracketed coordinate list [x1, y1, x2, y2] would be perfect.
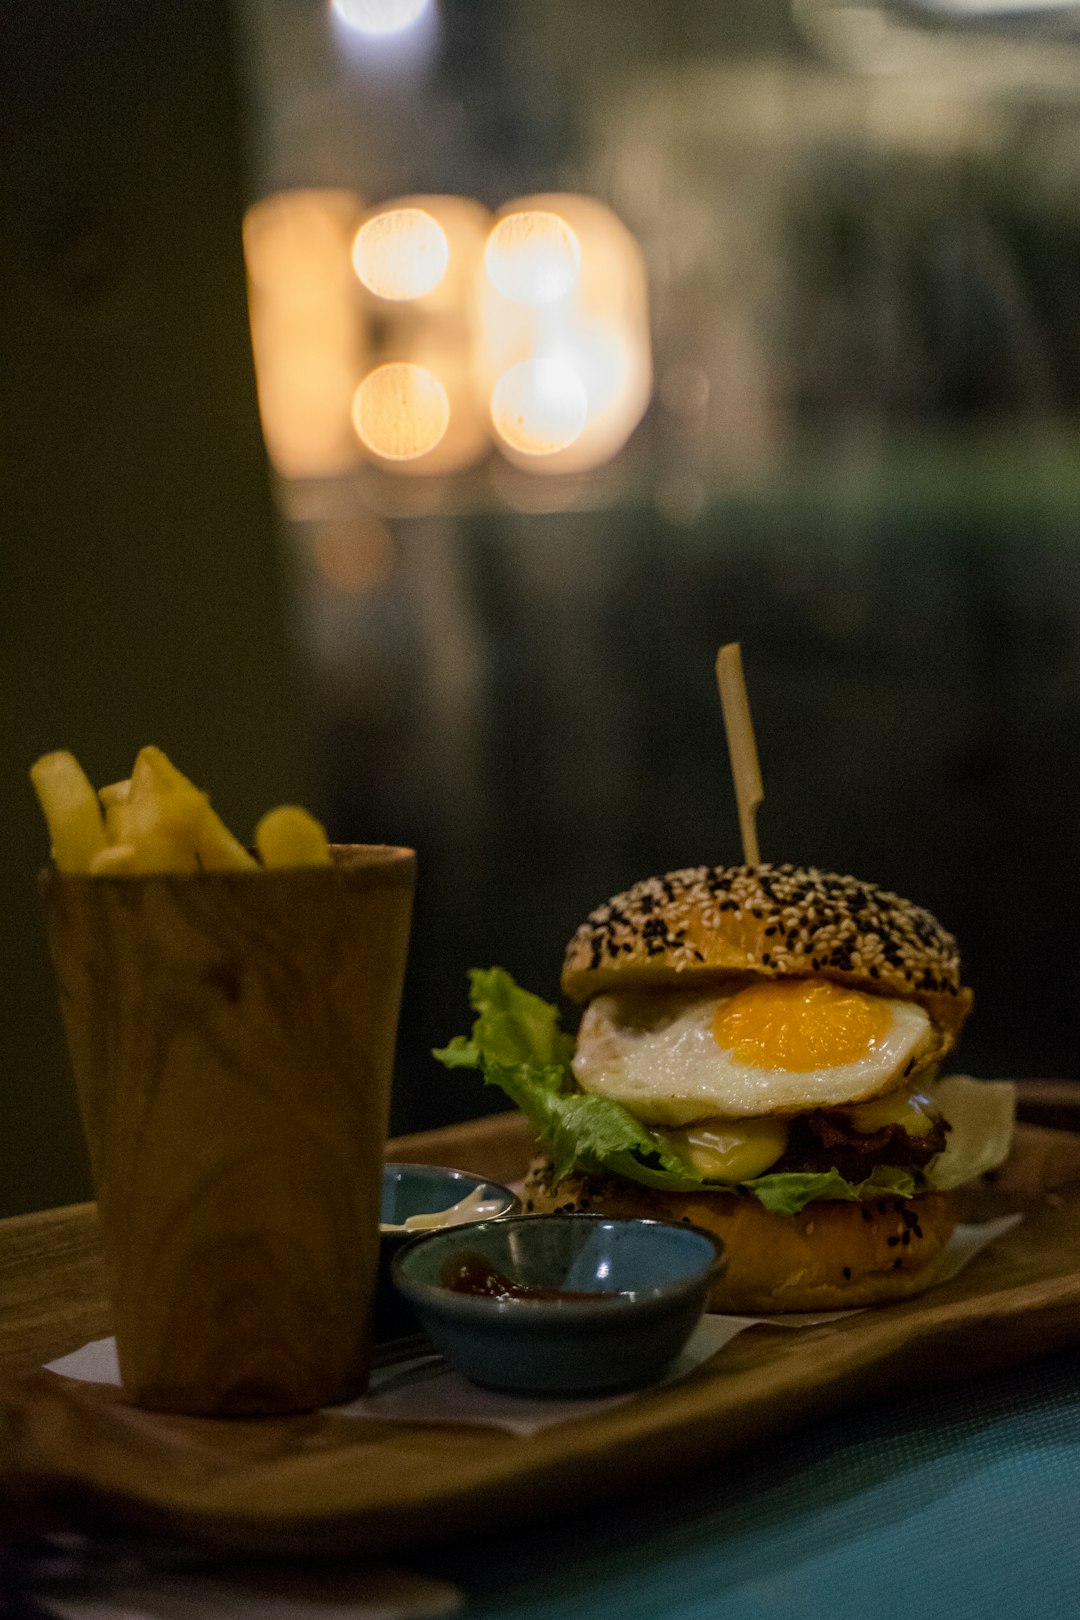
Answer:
[561, 862, 973, 1051]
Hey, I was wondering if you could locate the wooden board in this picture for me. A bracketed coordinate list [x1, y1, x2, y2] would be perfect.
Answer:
[2, 1098, 1080, 1556]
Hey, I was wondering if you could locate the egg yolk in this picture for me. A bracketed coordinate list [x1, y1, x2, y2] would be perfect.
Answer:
[712, 978, 892, 1072]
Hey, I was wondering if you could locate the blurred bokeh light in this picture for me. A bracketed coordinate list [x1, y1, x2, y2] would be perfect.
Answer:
[244, 186, 651, 482]
[352, 361, 450, 459]
[331, 0, 433, 38]
[490, 357, 589, 455]
[478, 194, 652, 474]
[352, 206, 450, 301]
[243, 190, 363, 480]
[484, 211, 582, 305]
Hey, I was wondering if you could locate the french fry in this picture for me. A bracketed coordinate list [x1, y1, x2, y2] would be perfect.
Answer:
[102, 760, 203, 872]
[93, 772, 201, 872]
[133, 745, 186, 791]
[128, 746, 204, 837]
[108, 747, 253, 872]
[100, 779, 132, 844]
[255, 806, 332, 868]
[30, 751, 108, 872]
[91, 837, 201, 875]
[33, 745, 330, 874]
[128, 746, 257, 872]
[88, 844, 140, 875]
[193, 805, 259, 871]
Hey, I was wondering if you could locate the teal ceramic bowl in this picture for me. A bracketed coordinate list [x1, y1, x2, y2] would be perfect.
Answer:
[376, 1164, 520, 1340]
[391, 1214, 725, 1395]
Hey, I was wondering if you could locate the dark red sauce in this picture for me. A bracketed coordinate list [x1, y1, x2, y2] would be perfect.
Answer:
[440, 1252, 621, 1303]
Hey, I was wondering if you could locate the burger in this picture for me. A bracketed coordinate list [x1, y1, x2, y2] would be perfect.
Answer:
[435, 863, 1015, 1313]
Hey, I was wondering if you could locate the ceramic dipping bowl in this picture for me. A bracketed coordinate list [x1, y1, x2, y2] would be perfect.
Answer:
[376, 1164, 520, 1340]
[391, 1213, 725, 1395]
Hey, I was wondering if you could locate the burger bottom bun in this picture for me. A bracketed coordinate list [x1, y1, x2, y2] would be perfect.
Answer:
[523, 1161, 956, 1314]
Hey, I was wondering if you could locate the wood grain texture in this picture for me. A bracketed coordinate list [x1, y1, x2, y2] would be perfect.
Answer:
[0, 1203, 109, 1377]
[38, 846, 415, 1416]
[1, 1092, 1080, 1554]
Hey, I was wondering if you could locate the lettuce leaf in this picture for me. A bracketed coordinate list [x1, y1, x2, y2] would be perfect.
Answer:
[434, 969, 708, 1189]
[433, 968, 923, 1214]
[745, 1164, 917, 1216]
[434, 966, 576, 1072]
[479, 1061, 717, 1189]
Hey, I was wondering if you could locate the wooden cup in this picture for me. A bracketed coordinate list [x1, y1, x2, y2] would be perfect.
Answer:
[40, 845, 415, 1416]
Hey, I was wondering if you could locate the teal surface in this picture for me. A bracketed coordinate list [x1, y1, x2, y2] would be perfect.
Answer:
[421, 1347, 1080, 1620]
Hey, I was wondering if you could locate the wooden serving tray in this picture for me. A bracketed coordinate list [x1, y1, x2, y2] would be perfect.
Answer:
[2, 1095, 1080, 1556]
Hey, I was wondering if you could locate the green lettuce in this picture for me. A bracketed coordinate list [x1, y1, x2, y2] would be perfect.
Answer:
[745, 1164, 917, 1216]
[434, 966, 576, 1074]
[434, 969, 707, 1189]
[433, 968, 920, 1216]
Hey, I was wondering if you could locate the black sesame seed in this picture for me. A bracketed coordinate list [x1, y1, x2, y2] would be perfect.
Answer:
[887, 1235, 900, 1247]
[842, 1266, 852, 1280]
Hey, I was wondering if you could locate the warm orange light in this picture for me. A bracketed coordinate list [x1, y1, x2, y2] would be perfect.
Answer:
[352, 207, 450, 301]
[350, 196, 491, 474]
[484, 211, 581, 305]
[352, 362, 450, 460]
[312, 515, 395, 595]
[478, 194, 652, 474]
[490, 358, 588, 456]
[243, 190, 364, 480]
[245, 187, 650, 482]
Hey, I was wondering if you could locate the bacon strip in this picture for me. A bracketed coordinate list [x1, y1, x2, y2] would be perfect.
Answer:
[773, 1109, 947, 1182]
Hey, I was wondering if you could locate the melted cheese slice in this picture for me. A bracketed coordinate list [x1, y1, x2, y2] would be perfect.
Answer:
[653, 1089, 937, 1184]
[659, 1116, 789, 1180]
[844, 1089, 939, 1138]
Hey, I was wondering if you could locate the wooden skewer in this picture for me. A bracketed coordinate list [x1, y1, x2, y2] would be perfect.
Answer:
[715, 642, 763, 867]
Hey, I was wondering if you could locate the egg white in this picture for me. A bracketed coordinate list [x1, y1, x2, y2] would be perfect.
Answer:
[572, 987, 934, 1126]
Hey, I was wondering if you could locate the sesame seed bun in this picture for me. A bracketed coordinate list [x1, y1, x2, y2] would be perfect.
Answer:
[524, 1160, 957, 1313]
[561, 863, 972, 1053]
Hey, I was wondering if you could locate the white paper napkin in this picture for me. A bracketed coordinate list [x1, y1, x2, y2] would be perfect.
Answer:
[44, 1314, 749, 1439]
[45, 1216, 1020, 1439]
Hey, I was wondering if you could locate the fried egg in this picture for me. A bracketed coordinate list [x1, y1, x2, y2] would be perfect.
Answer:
[572, 978, 935, 1126]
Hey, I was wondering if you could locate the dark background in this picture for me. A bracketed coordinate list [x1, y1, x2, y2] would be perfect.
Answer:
[320, 498, 1080, 1135]
[3, 0, 1080, 1212]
